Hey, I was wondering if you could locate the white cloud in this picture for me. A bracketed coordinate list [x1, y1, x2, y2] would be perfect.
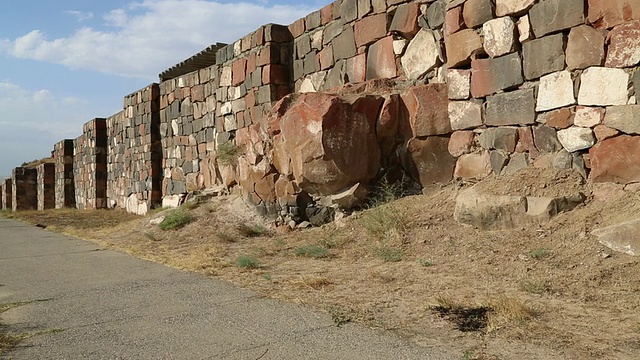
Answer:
[1, 0, 316, 80]
[0, 82, 96, 177]
[64, 10, 95, 22]
[0, 82, 93, 135]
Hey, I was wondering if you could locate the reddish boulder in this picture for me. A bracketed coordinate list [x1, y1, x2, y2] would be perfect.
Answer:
[377, 94, 402, 159]
[588, 0, 640, 29]
[274, 93, 383, 195]
[400, 84, 451, 138]
[366, 36, 397, 80]
[590, 135, 640, 183]
[605, 20, 640, 68]
[404, 136, 457, 186]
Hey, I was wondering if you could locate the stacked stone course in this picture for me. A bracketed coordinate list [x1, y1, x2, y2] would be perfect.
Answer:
[5, 0, 640, 216]
[54, 139, 75, 209]
[74, 118, 108, 210]
[12, 167, 37, 211]
[159, 24, 293, 202]
[0, 179, 11, 210]
[439, 0, 640, 183]
[107, 84, 162, 215]
[37, 163, 55, 210]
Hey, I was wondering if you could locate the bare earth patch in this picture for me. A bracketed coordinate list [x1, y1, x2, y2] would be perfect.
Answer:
[4, 168, 640, 359]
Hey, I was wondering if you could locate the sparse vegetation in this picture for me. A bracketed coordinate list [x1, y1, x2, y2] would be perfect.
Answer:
[237, 223, 270, 238]
[418, 258, 434, 267]
[158, 208, 194, 230]
[235, 256, 260, 269]
[216, 142, 243, 165]
[486, 296, 536, 332]
[5, 168, 640, 359]
[216, 231, 236, 243]
[529, 248, 549, 259]
[295, 245, 330, 259]
[375, 246, 403, 262]
[328, 307, 352, 327]
[1, 299, 54, 354]
[368, 177, 406, 207]
[520, 280, 550, 295]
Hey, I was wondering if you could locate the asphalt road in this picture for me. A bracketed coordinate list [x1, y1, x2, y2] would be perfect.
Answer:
[0, 217, 455, 359]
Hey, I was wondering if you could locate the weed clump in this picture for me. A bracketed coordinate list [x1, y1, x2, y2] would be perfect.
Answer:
[237, 224, 270, 238]
[235, 256, 260, 269]
[217, 142, 243, 165]
[158, 208, 194, 231]
[295, 245, 331, 259]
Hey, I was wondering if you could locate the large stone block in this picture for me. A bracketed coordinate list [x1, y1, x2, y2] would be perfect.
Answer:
[445, 29, 484, 68]
[495, 0, 536, 17]
[522, 33, 565, 80]
[592, 219, 640, 256]
[404, 136, 456, 186]
[478, 127, 518, 152]
[605, 21, 640, 68]
[587, 0, 640, 29]
[389, 3, 420, 37]
[447, 69, 471, 100]
[485, 88, 536, 126]
[557, 127, 596, 152]
[366, 36, 397, 79]
[566, 26, 605, 70]
[274, 93, 382, 195]
[470, 52, 524, 98]
[590, 135, 640, 183]
[578, 67, 629, 106]
[449, 100, 483, 130]
[603, 105, 640, 134]
[536, 71, 576, 112]
[401, 29, 441, 80]
[463, 0, 494, 28]
[482, 17, 517, 58]
[529, 0, 585, 37]
[333, 26, 357, 61]
[400, 84, 451, 137]
[454, 151, 492, 179]
[354, 13, 389, 47]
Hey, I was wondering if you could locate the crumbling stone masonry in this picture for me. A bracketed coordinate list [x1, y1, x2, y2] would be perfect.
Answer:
[37, 163, 55, 210]
[0, 179, 10, 210]
[74, 118, 108, 210]
[54, 139, 75, 209]
[12, 167, 37, 211]
[159, 24, 293, 202]
[107, 84, 162, 215]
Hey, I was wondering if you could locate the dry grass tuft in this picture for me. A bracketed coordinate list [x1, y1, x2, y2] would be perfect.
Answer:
[486, 296, 537, 333]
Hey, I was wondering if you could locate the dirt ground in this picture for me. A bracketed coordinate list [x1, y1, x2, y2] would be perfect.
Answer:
[4, 168, 640, 359]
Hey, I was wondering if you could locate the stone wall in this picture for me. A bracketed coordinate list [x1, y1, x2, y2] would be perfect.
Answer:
[74, 118, 108, 210]
[5, 0, 640, 216]
[159, 24, 293, 200]
[107, 84, 162, 215]
[54, 140, 75, 209]
[12, 167, 37, 211]
[37, 163, 55, 210]
[0, 179, 10, 210]
[434, 0, 639, 185]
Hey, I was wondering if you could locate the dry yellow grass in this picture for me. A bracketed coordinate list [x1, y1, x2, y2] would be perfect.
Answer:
[3, 169, 640, 359]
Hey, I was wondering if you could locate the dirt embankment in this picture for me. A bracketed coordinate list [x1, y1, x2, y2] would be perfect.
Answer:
[4, 168, 640, 359]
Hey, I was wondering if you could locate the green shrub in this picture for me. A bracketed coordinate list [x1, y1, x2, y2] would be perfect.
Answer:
[235, 256, 260, 269]
[237, 224, 270, 237]
[158, 208, 194, 230]
[217, 142, 243, 165]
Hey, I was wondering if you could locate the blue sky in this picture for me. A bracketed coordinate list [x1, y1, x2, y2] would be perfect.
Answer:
[0, 0, 330, 178]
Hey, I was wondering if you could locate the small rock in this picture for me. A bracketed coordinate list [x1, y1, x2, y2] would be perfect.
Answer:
[150, 216, 166, 225]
